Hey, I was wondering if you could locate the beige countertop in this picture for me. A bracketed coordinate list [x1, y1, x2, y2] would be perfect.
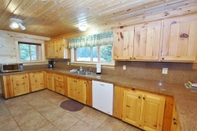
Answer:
[1, 69, 197, 131]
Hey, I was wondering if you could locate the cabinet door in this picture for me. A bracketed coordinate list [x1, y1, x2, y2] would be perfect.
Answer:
[45, 41, 55, 59]
[67, 77, 78, 99]
[171, 104, 181, 131]
[161, 15, 197, 62]
[113, 85, 124, 119]
[77, 79, 87, 104]
[113, 26, 134, 60]
[46, 72, 54, 91]
[10, 74, 29, 96]
[133, 21, 161, 61]
[30, 72, 44, 92]
[140, 93, 165, 131]
[122, 90, 142, 127]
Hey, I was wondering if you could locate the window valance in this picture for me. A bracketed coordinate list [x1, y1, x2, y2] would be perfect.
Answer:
[68, 31, 113, 48]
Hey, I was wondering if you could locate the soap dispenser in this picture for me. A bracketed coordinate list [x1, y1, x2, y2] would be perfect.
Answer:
[96, 63, 101, 74]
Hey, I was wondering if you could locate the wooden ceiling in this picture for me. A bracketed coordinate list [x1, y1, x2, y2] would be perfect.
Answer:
[0, 0, 197, 38]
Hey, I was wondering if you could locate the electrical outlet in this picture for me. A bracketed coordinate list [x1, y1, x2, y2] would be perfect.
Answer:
[162, 68, 168, 74]
[123, 65, 126, 70]
[67, 62, 70, 65]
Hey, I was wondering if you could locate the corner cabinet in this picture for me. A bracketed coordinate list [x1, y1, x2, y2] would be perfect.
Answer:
[161, 14, 197, 62]
[113, 21, 162, 61]
[45, 38, 70, 59]
[114, 85, 165, 131]
[29, 71, 45, 92]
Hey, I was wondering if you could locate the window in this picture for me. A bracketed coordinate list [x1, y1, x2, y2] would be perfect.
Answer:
[75, 45, 112, 63]
[19, 42, 41, 62]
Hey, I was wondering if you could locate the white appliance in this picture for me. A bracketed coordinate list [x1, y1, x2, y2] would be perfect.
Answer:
[92, 80, 114, 115]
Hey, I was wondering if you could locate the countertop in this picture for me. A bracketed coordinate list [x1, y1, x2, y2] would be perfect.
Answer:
[1, 69, 197, 131]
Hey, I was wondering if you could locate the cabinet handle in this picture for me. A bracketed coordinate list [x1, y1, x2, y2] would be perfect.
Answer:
[162, 58, 164, 60]
[173, 118, 176, 121]
[100, 84, 104, 86]
[173, 122, 177, 125]
[138, 96, 141, 99]
[143, 97, 145, 100]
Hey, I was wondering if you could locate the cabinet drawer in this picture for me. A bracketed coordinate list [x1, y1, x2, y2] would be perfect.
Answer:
[55, 74, 64, 81]
[55, 80, 64, 88]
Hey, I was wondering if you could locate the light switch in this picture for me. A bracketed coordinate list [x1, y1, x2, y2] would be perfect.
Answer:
[162, 68, 168, 74]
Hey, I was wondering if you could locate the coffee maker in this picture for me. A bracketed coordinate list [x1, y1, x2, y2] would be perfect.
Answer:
[48, 61, 54, 68]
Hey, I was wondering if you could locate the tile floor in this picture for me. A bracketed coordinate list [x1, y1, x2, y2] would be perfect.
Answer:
[0, 89, 142, 131]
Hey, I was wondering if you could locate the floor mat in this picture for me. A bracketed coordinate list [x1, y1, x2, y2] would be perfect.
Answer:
[60, 99, 84, 111]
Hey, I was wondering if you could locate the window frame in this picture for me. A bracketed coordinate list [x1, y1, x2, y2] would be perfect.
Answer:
[18, 42, 42, 62]
[71, 44, 114, 66]
[15, 38, 46, 65]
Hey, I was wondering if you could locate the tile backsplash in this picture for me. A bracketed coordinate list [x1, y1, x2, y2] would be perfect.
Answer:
[53, 60, 197, 84]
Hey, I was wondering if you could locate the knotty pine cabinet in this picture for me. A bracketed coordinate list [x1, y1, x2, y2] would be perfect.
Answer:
[45, 38, 70, 59]
[54, 74, 67, 95]
[1, 73, 29, 99]
[113, 26, 134, 60]
[67, 77, 90, 104]
[171, 103, 181, 131]
[46, 72, 55, 91]
[113, 21, 161, 61]
[29, 71, 45, 92]
[161, 14, 197, 62]
[114, 85, 166, 131]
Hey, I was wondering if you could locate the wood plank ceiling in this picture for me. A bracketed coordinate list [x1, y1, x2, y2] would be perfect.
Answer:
[0, 0, 197, 37]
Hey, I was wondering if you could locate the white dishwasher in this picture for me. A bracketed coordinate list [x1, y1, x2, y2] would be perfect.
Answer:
[92, 80, 114, 115]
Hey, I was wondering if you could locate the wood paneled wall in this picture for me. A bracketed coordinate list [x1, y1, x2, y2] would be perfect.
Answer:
[0, 30, 50, 63]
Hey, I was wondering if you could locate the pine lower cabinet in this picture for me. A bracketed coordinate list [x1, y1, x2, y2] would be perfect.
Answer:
[46, 72, 55, 91]
[29, 71, 45, 92]
[171, 102, 181, 131]
[67, 77, 89, 104]
[1, 73, 29, 98]
[54, 74, 67, 95]
[114, 86, 166, 131]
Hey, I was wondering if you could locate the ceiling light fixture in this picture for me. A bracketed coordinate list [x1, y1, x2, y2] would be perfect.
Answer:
[9, 18, 26, 30]
[79, 24, 87, 31]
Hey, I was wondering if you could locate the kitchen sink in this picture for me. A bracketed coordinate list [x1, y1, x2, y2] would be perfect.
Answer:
[69, 69, 92, 76]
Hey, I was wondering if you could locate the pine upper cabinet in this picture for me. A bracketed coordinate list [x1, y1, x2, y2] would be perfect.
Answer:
[113, 26, 134, 60]
[10, 74, 30, 96]
[46, 72, 55, 91]
[45, 41, 55, 59]
[45, 38, 70, 59]
[67, 77, 87, 104]
[29, 71, 45, 92]
[113, 21, 162, 61]
[161, 14, 197, 62]
[133, 21, 162, 61]
[122, 89, 165, 131]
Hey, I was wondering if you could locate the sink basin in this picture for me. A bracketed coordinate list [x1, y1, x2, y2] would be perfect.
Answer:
[70, 69, 93, 76]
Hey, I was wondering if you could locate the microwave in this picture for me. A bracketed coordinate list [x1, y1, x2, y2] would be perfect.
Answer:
[0, 63, 23, 73]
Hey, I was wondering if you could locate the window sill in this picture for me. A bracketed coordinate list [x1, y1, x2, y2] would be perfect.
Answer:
[22, 61, 48, 66]
[70, 62, 115, 70]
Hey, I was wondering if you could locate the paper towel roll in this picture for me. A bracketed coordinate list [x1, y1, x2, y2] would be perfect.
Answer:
[96, 63, 101, 74]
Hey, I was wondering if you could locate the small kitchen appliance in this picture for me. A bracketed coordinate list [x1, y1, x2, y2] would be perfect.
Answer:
[48, 61, 54, 68]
